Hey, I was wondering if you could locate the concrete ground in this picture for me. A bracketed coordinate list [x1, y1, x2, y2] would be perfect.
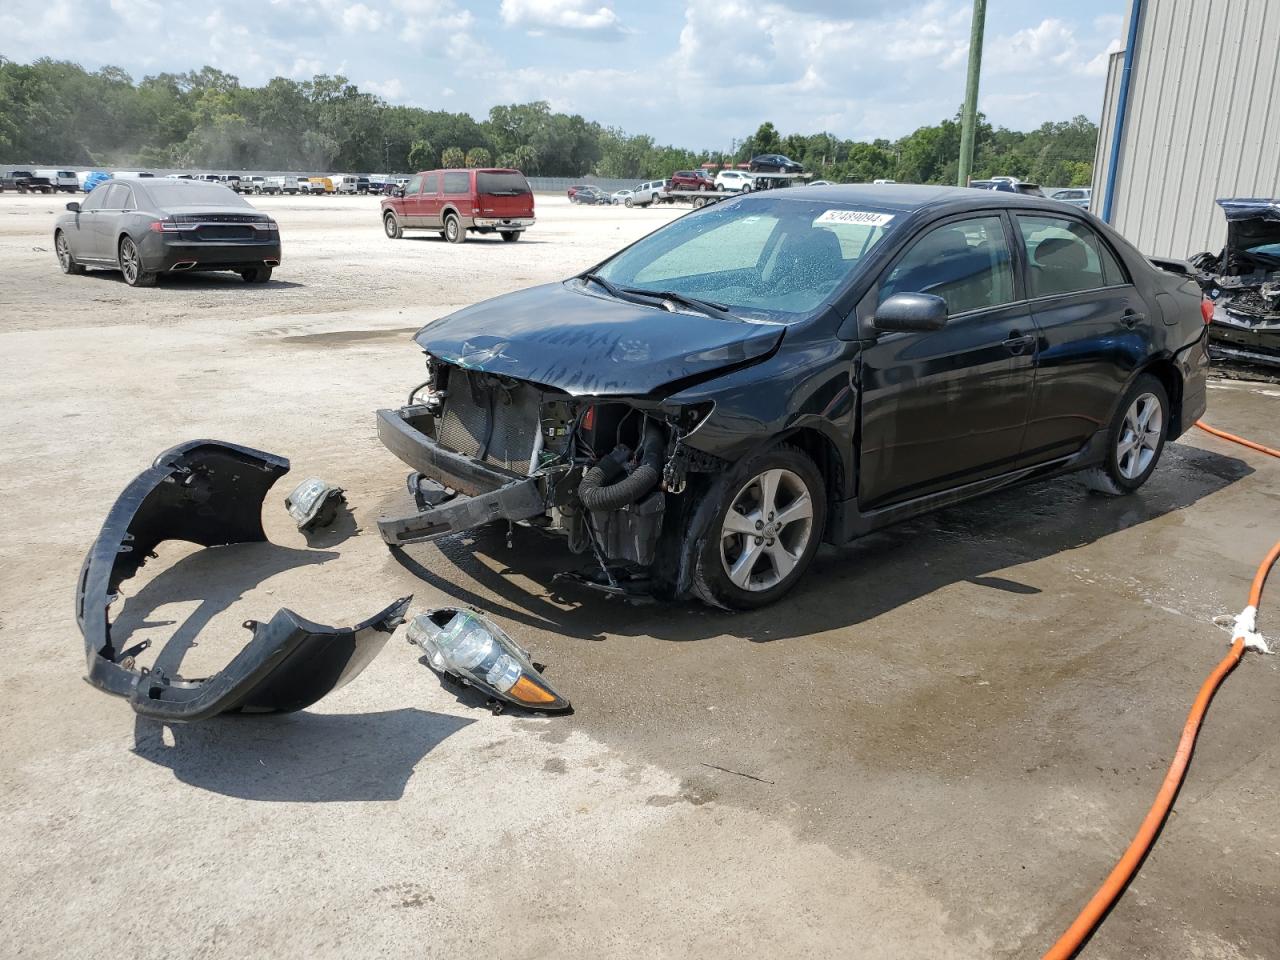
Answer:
[1, 193, 1277, 960]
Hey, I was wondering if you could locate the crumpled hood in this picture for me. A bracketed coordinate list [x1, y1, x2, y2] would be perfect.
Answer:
[1218, 198, 1280, 265]
[414, 281, 783, 396]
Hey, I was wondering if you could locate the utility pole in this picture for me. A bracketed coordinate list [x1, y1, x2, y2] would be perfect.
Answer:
[957, 0, 987, 187]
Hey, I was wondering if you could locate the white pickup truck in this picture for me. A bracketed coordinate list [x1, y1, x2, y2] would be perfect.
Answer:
[267, 176, 302, 195]
[35, 170, 80, 193]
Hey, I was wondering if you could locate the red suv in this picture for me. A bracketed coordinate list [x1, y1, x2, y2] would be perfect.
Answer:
[382, 168, 535, 243]
[667, 170, 714, 191]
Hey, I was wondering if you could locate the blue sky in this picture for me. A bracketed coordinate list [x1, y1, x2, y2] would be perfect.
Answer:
[1, 0, 1126, 148]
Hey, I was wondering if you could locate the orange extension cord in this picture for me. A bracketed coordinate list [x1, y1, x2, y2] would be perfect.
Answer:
[1042, 420, 1279, 960]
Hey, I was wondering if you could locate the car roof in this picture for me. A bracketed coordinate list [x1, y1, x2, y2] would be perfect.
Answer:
[768, 183, 1076, 216]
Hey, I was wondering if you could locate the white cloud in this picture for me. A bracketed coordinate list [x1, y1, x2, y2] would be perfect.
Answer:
[499, 0, 625, 38]
[1082, 37, 1124, 77]
[362, 77, 404, 99]
[341, 3, 387, 31]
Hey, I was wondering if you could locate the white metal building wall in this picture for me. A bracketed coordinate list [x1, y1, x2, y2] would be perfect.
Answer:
[1091, 0, 1280, 258]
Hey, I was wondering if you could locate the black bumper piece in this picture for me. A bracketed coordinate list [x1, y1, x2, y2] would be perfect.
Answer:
[77, 440, 409, 720]
[376, 406, 551, 546]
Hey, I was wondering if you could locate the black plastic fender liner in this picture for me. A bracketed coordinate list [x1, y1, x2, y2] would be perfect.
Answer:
[76, 439, 410, 719]
[129, 598, 412, 721]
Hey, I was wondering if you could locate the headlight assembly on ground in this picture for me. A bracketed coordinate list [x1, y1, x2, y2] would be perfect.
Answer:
[407, 608, 570, 712]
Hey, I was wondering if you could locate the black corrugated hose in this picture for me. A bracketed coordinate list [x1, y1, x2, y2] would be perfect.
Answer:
[578, 419, 664, 511]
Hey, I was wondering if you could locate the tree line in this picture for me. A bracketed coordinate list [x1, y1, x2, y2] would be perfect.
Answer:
[0, 57, 1096, 185]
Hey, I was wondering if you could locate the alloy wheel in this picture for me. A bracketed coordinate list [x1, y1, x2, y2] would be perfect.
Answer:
[1117, 392, 1163, 480]
[56, 233, 71, 271]
[719, 468, 815, 592]
[119, 239, 139, 284]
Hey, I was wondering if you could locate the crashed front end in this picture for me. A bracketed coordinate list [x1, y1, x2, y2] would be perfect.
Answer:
[377, 355, 728, 599]
[1191, 197, 1280, 367]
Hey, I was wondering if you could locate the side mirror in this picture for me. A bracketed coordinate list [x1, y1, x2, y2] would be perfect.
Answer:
[65, 201, 81, 213]
[872, 292, 948, 332]
[393, 187, 405, 198]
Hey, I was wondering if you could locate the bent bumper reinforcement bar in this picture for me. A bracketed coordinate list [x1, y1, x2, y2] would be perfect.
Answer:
[375, 406, 553, 546]
[76, 439, 409, 721]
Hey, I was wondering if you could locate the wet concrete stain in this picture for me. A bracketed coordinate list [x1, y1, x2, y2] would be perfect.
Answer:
[281, 326, 421, 345]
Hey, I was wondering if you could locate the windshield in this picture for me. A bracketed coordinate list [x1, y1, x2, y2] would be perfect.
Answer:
[477, 171, 531, 196]
[592, 195, 895, 322]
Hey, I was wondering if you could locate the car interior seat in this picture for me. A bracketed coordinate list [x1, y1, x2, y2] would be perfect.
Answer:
[885, 226, 995, 314]
[1031, 236, 1089, 296]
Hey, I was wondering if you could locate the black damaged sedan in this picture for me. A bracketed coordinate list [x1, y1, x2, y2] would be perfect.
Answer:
[378, 185, 1210, 609]
[54, 178, 281, 287]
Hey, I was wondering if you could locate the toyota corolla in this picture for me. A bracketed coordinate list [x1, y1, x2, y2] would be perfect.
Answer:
[376, 185, 1210, 609]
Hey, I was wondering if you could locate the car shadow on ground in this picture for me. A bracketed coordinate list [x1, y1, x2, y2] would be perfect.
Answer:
[80, 270, 303, 290]
[400, 235, 547, 245]
[390, 442, 1253, 645]
[132, 708, 473, 801]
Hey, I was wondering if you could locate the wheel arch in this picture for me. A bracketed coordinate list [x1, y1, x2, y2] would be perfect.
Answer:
[1133, 355, 1184, 435]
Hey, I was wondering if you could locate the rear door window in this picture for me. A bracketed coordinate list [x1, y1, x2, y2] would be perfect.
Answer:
[443, 172, 470, 195]
[421, 174, 438, 194]
[1017, 215, 1128, 297]
[880, 216, 1015, 316]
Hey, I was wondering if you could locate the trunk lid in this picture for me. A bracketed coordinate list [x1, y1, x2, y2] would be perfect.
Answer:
[415, 281, 783, 396]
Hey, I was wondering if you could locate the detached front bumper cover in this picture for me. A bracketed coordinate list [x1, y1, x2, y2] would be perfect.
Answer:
[76, 440, 409, 721]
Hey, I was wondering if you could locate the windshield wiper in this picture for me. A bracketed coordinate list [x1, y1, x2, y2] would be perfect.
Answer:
[582, 272, 631, 300]
[622, 287, 734, 319]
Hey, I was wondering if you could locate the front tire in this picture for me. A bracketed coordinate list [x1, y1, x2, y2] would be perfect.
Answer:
[118, 236, 156, 287]
[500, 231, 520, 242]
[384, 211, 403, 239]
[444, 213, 465, 243]
[1084, 373, 1169, 495]
[55, 230, 85, 275]
[240, 266, 272, 283]
[692, 445, 826, 610]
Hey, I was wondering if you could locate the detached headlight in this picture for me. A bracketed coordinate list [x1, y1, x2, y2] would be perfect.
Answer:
[407, 608, 571, 712]
[283, 477, 345, 530]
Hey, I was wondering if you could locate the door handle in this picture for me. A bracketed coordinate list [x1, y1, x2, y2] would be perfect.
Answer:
[1003, 331, 1035, 355]
[1122, 308, 1145, 328]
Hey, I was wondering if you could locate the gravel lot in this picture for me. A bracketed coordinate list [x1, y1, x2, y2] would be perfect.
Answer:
[1, 192, 1277, 959]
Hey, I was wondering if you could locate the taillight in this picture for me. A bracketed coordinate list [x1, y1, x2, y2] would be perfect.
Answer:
[1200, 298, 1214, 324]
[149, 218, 184, 233]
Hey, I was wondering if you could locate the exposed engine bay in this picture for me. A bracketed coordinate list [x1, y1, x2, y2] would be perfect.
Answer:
[1191, 198, 1280, 367]
[377, 355, 725, 599]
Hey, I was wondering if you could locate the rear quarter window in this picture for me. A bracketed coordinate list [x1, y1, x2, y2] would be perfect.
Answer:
[443, 172, 470, 194]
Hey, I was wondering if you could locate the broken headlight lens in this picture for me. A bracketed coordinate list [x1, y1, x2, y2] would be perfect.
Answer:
[283, 477, 346, 530]
[407, 608, 570, 712]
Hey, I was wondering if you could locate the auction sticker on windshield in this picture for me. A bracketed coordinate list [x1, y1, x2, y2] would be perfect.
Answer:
[814, 210, 895, 227]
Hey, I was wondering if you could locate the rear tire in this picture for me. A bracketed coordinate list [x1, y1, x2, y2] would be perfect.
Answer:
[444, 214, 465, 243]
[55, 230, 85, 275]
[241, 266, 273, 283]
[384, 211, 403, 239]
[118, 236, 156, 287]
[1084, 373, 1169, 495]
[692, 444, 826, 610]
[500, 231, 520, 242]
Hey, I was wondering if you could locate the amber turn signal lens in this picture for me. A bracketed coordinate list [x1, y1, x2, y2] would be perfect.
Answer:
[509, 676, 558, 705]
